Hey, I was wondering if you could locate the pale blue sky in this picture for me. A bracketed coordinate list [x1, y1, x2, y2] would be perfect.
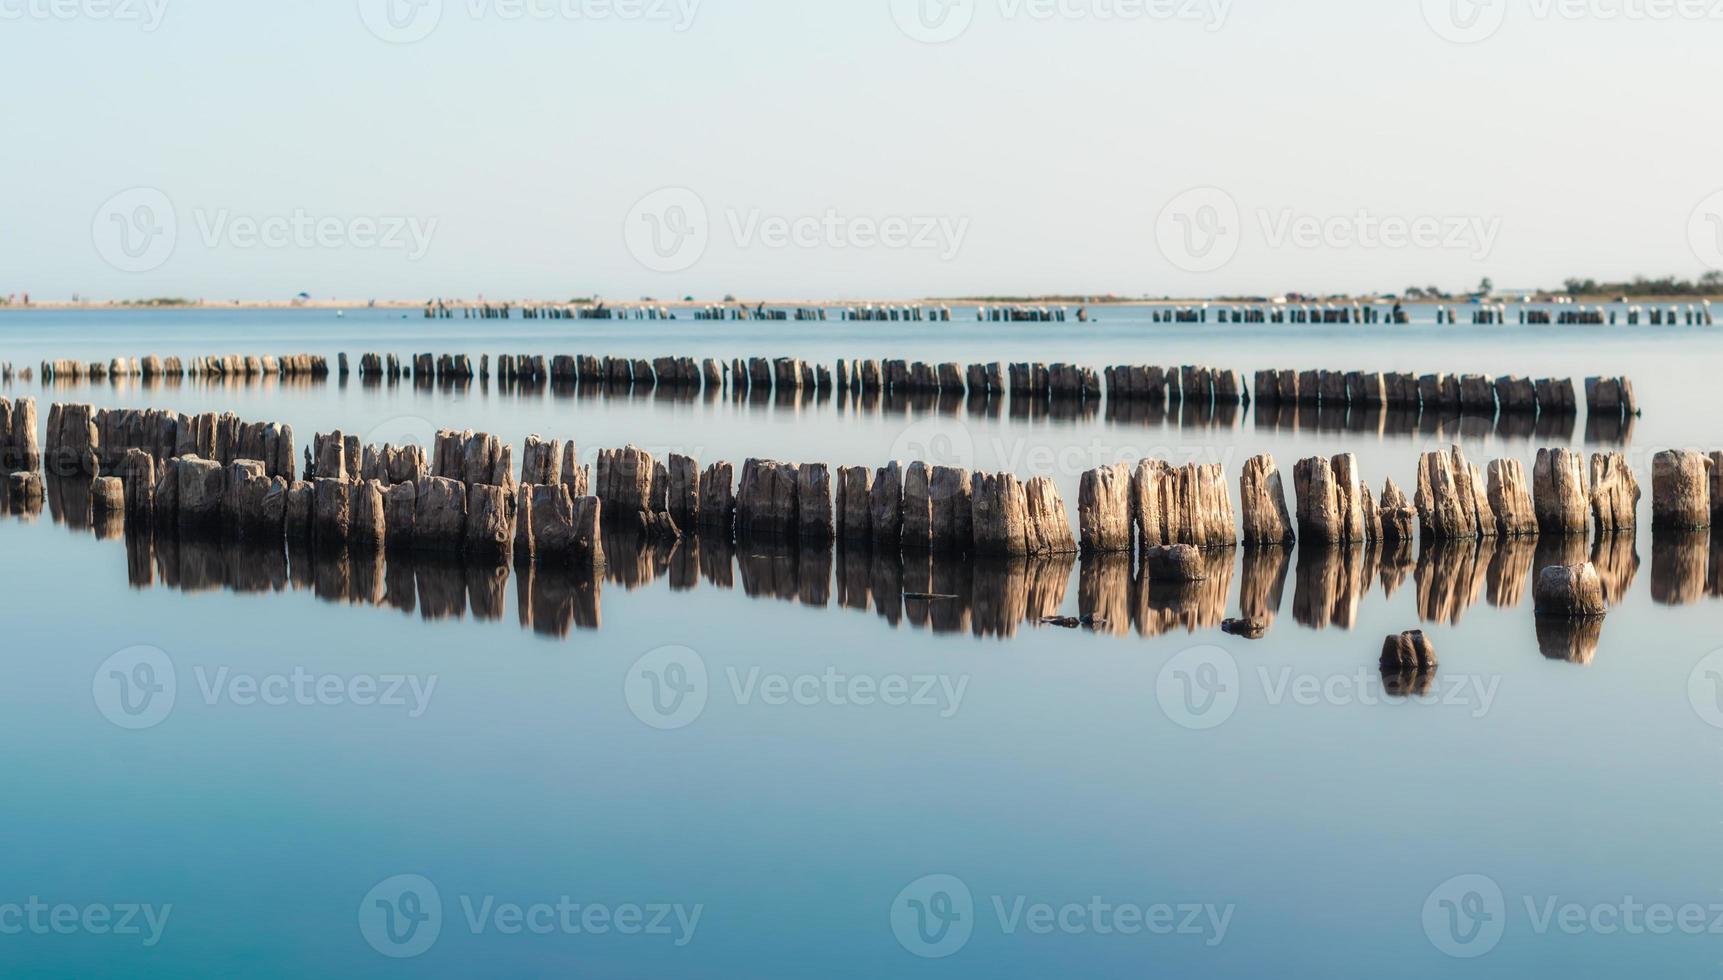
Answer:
[1, 0, 1719, 301]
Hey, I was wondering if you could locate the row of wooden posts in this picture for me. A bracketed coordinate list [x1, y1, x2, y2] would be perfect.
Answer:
[1158, 305, 1405, 324]
[36, 354, 329, 383]
[18, 401, 1723, 572]
[343, 351, 1634, 418]
[412, 300, 1716, 325]
[22, 348, 1636, 420]
[1513, 306, 1713, 327]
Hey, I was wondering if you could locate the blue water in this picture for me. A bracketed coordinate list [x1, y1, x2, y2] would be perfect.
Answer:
[2, 307, 1721, 978]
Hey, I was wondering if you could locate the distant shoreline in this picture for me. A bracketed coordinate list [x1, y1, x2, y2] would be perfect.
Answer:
[0, 294, 1716, 312]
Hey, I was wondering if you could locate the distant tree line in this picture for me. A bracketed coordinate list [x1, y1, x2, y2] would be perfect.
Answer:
[1563, 272, 1722, 297]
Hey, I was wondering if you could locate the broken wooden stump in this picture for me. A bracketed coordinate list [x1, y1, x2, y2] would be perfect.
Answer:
[698, 462, 735, 534]
[929, 466, 973, 553]
[1023, 477, 1076, 556]
[1415, 446, 1496, 541]
[520, 435, 561, 486]
[1378, 479, 1417, 544]
[736, 458, 799, 540]
[1078, 463, 1133, 555]
[1534, 562, 1608, 617]
[1652, 450, 1711, 530]
[1589, 452, 1640, 534]
[1131, 459, 1236, 550]
[971, 472, 1030, 557]
[1533, 448, 1589, 535]
[900, 462, 933, 550]
[1380, 630, 1438, 670]
[836, 466, 873, 543]
[1239, 454, 1295, 546]
[796, 463, 834, 543]
[596, 445, 660, 517]
[1485, 458, 1538, 537]
[869, 461, 904, 549]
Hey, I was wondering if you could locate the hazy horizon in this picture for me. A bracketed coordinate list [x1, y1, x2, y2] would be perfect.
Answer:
[4, 0, 1721, 303]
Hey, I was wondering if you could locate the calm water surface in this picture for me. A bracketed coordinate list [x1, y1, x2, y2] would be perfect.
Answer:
[1, 307, 1720, 978]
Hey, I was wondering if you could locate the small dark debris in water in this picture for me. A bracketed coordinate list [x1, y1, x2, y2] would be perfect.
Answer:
[1222, 618, 1269, 640]
[903, 592, 961, 601]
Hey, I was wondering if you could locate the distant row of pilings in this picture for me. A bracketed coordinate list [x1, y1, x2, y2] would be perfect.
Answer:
[422, 303, 975, 322]
[18, 349, 1638, 421]
[36, 354, 329, 383]
[1156, 304, 1411, 325]
[405, 299, 1723, 325]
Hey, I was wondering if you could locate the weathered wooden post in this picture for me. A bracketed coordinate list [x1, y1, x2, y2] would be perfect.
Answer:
[929, 466, 973, 553]
[1532, 448, 1589, 535]
[668, 454, 701, 528]
[1652, 450, 1711, 529]
[869, 461, 904, 549]
[1485, 459, 1538, 536]
[901, 462, 933, 550]
[836, 466, 872, 543]
[1588, 452, 1639, 534]
[1078, 463, 1132, 554]
[1239, 454, 1295, 545]
[797, 463, 834, 543]
[1414, 447, 1495, 541]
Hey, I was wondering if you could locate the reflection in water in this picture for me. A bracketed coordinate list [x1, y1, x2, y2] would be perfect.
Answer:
[1079, 554, 1132, 636]
[45, 473, 93, 532]
[1486, 536, 1537, 608]
[487, 369, 1623, 445]
[1238, 547, 1291, 630]
[15, 471, 1689, 645]
[125, 529, 602, 633]
[516, 561, 601, 637]
[1712, 530, 1723, 599]
[1534, 533, 1589, 574]
[1381, 668, 1436, 697]
[1536, 616, 1604, 665]
[1378, 539, 1415, 598]
[1294, 544, 1376, 630]
[1590, 533, 1641, 605]
[114, 516, 1092, 642]
[1652, 529, 1711, 606]
[1132, 548, 1234, 637]
[1415, 540, 1490, 625]
[1253, 402, 1583, 444]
